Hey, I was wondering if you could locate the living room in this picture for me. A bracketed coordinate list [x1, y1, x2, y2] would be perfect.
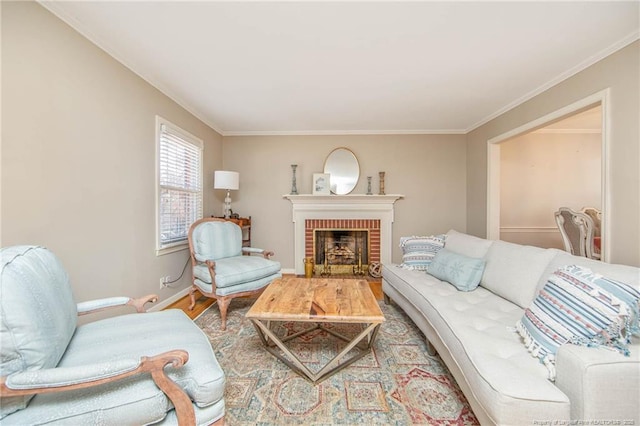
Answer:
[3, 0, 638, 305]
[2, 1, 639, 424]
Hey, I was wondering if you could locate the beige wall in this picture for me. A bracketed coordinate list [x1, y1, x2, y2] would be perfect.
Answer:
[221, 135, 467, 269]
[1, 2, 223, 305]
[467, 41, 639, 266]
[500, 131, 601, 249]
[3, 2, 638, 316]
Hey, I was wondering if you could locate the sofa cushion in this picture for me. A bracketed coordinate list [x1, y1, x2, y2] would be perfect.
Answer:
[427, 248, 486, 291]
[444, 229, 493, 258]
[398, 234, 446, 271]
[194, 256, 281, 288]
[0, 246, 77, 419]
[516, 265, 635, 380]
[481, 240, 556, 309]
[382, 263, 570, 423]
[194, 272, 281, 297]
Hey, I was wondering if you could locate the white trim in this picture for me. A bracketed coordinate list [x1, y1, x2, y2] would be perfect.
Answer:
[155, 115, 204, 255]
[467, 30, 639, 133]
[38, 2, 638, 137]
[533, 128, 601, 134]
[223, 129, 465, 136]
[155, 244, 189, 257]
[283, 194, 403, 275]
[147, 286, 192, 312]
[39, 2, 226, 136]
[486, 89, 610, 261]
[499, 226, 559, 234]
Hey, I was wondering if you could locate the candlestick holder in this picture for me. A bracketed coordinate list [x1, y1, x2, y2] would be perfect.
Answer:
[290, 164, 298, 195]
[366, 176, 372, 195]
[378, 171, 386, 195]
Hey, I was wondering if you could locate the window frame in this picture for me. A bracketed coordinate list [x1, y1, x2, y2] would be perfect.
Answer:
[155, 116, 204, 256]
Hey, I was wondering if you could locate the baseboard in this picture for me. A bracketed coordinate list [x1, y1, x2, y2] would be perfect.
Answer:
[148, 286, 192, 312]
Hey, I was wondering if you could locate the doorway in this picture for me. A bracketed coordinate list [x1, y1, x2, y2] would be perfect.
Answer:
[487, 90, 610, 261]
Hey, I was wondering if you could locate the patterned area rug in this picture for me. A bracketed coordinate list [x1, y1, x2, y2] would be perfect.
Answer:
[195, 298, 479, 425]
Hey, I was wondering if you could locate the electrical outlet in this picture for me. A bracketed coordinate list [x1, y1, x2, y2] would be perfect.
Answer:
[159, 276, 171, 289]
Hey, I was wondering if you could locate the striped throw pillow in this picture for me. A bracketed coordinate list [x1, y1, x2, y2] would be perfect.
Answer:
[398, 234, 446, 271]
[563, 264, 640, 337]
[516, 264, 636, 381]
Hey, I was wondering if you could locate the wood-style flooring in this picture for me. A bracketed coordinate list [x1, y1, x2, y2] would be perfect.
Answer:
[164, 276, 383, 320]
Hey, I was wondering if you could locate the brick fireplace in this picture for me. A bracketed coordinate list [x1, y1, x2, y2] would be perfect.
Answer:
[284, 194, 402, 275]
[306, 219, 380, 274]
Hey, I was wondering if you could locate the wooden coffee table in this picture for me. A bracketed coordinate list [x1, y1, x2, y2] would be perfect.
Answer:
[246, 277, 385, 384]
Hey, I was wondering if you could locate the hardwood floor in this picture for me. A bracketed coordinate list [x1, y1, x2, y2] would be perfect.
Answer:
[164, 289, 215, 320]
[165, 276, 383, 320]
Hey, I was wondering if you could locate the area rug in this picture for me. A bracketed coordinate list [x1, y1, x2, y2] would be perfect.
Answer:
[195, 298, 479, 425]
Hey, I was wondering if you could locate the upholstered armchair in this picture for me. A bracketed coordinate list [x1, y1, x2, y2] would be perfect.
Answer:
[0, 245, 225, 425]
[188, 218, 282, 330]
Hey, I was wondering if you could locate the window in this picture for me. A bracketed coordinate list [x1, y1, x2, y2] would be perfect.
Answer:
[156, 116, 203, 255]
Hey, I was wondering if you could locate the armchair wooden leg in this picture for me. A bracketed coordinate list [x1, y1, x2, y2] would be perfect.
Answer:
[188, 286, 197, 311]
[217, 297, 231, 331]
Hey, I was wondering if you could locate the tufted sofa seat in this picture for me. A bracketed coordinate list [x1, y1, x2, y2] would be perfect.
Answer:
[383, 230, 640, 425]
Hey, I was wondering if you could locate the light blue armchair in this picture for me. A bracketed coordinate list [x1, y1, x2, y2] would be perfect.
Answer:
[188, 218, 282, 330]
[0, 245, 225, 425]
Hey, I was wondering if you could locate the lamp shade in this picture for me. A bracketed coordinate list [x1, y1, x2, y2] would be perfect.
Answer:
[214, 171, 239, 190]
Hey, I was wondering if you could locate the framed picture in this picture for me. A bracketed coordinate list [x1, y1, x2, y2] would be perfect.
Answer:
[312, 173, 330, 195]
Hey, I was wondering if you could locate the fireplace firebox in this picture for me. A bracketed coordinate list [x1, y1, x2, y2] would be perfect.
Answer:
[314, 229, 369, 275]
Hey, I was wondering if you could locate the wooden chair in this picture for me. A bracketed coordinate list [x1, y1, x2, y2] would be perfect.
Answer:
[582, 206, 602, 235]
[554, 207, 600, 260]
[188, 218, 282, 330]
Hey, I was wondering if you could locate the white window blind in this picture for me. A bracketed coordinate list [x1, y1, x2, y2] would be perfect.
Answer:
[156, 117, 203, 254]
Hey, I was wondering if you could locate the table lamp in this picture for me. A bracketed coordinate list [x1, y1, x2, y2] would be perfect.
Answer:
[214, 171, 239, 218]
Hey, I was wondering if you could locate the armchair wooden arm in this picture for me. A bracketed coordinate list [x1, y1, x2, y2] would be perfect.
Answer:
[77, 294, 159, 316]
[1, 350, 195, 426]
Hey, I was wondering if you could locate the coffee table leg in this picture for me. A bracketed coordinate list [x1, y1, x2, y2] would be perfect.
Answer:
[251, 319, 318, 380]
[251, 319, 381, 385]
[313, 323, 380, 383]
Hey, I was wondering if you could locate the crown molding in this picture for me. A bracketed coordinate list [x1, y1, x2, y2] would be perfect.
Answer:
[466, 29, 639, 134]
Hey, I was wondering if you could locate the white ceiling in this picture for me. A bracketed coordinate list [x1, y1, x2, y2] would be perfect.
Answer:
[41, 1, 639, 136]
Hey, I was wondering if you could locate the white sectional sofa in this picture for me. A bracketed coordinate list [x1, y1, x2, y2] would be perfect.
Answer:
[382, 230, 640, 426]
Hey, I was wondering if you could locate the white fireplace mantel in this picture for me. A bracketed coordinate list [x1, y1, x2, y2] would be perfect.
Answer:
[283, 194, 403, 274]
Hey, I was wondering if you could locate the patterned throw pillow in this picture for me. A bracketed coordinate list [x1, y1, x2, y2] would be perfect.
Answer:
[426, 248, 486, 291]
[516, 265, 638, 381]
[564, 265, 640, 337]
[398, 234, 446, 271]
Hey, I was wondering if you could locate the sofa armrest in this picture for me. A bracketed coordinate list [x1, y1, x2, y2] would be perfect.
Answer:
[0, 350, 195, 426]
[555, 343, 640, 422]
[77, 294, 158, 315]
[242, 247, 275, 258]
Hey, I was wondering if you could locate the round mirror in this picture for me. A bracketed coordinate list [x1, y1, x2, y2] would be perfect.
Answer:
[323, 148, 360, 195]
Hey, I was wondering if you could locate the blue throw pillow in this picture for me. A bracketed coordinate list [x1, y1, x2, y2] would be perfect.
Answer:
[427, 248, 486, 291]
